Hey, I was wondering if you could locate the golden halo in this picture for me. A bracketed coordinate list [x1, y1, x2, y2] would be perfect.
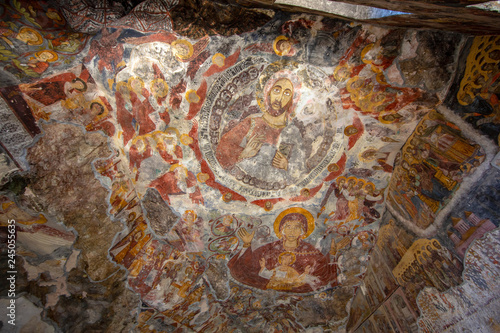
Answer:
[180, 133, 193, 145]
[264, 201, 273, 211]
[150, 128, 179, 145]
[130, 134, 148, 146]
[212, 53, 225, 67]
[163, 127, 180, 138]
[127, 77, 144, 93]
[360, 43, 374, 65]
[274, 207, 315, 240]
[327, 163, 339, 172]
[116, 81, 128, 94]
[278, 251, 296, 264]
[35, 50, 58, 62]
[89, 99, 108, 119]
[150, 78, 168, 98]
[300, 188, 310, 197]
[223, 192, 233, 202]
[196, 172, 209, 183]
[18, 27, 43, 45]
[344, 125, 358, 136]
[363, 182, 375, 190]
[336, 176, 347, 184]
[346, 176, 358, 187]
[184, 210, 197, 220]
[127, 212, 137, 222]
[333, 63, 351, 82]
[185, 89, 200, 103]
[172, 40, 193, 60]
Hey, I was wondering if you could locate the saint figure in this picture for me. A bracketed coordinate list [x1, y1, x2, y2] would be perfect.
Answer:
[259, 251, 311, 291]
[216, 71, 305, 187]
[228, 207, 337, 293]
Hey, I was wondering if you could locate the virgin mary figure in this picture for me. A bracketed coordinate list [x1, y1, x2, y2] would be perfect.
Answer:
[228, 207, 337, 293]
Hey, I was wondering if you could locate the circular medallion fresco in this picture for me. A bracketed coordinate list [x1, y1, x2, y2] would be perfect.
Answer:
[199, 58, 344, 198]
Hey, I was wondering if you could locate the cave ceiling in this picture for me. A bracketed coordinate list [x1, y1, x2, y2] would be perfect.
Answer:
[0, 0, 500, 332]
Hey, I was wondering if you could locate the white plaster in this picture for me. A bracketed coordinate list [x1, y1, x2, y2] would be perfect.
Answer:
[385, 63, 404, 86]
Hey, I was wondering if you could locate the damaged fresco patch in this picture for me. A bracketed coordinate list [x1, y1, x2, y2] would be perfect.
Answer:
[417, 228, 500, 333]
[0, 0, 499, 332]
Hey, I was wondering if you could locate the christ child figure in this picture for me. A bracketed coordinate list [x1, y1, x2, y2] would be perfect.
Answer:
[259, 251, 311, 291]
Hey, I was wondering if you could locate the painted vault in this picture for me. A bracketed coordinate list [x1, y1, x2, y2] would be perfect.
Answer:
[0, 0, 499, 332]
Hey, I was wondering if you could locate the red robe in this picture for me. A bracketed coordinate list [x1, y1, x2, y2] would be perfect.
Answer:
[32, 61, 49, 74]
[329, 186, 349, 222]
[130, 89, 156, 136]
[228, 240, 337, 293]
[216, 117, 283, 170]
[116, 91, 136, 145]
[149, 171, 204, 204]
[158, 145, 183, 165]
[20, 72, 76, 106]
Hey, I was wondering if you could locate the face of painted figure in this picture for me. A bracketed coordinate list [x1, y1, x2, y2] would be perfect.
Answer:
[117, 83, 129, 96]
[345, 126, 358, 136]
[354, 181, 365, 191]
[281, 220, 304, 242]
[222, 215, 232, 226]
[365, 184, 375, 194]
[37, 51, 53, 61]
[91, 103, 105, 116]
[130, 79, 143, 93]
[175, 44, 190, 57]
[47, 10, 62, 21]
[267, 78, 293, 117]
[277, 40, 291, 54]
[153, 81, 167, 97]
[281, 253, 294, 266]
[362, 150, 377, 160]
[165, 135, 175, 146]
[72, 79, 86, 91]
[133, 231, 143, 242]
[18, 29, 38, 43]
[184, 212, 195, 224]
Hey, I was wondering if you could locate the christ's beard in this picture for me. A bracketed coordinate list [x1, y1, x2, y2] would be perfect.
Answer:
[267, 97, 291, 117]
[269, 106, 287, 117]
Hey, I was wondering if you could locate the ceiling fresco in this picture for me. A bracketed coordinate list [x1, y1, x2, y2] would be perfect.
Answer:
[0, 0, 499, 332]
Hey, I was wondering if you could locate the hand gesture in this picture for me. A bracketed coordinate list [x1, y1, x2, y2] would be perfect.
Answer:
[272, 151, 288, 170]
[237, 227, 255, 245]
[239, 134, 264, 160]
[304, 265, 311, 274]
[330, 238, 337, 256]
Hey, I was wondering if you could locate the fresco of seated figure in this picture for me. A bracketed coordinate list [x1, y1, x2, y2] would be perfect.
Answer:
[228, 207, 337, 293]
